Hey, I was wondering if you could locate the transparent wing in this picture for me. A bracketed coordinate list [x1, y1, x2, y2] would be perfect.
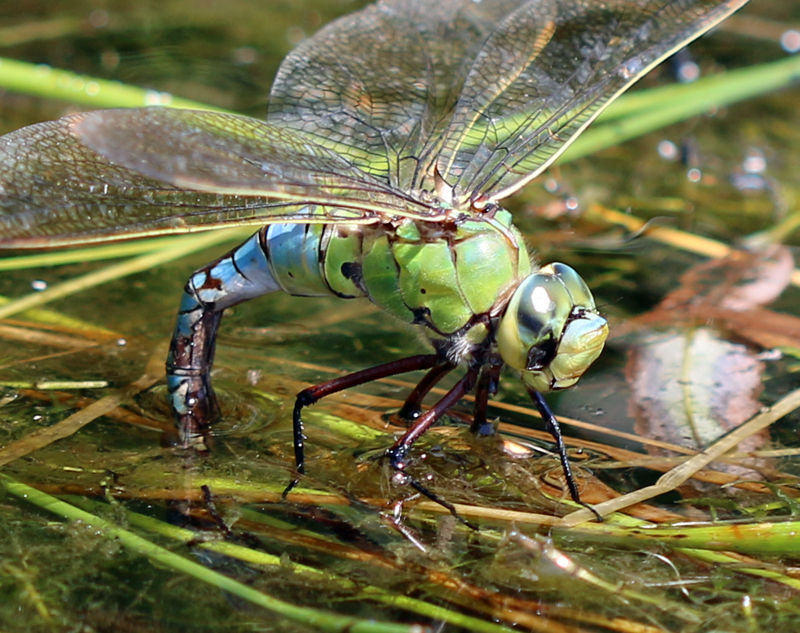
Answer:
[268, 0, 527, 191]
[267, 0, 747, 205]
[0, 0, 748, 249]
[435, 0, 750, 204]
[0, 109, 439, 248]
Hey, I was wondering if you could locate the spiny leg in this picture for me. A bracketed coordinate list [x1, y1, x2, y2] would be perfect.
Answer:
[527, 389, 601, 520]
[395, 361, 457, 422]
[386, 368, 480, 526]
[286, 354, 440, 494]
[167, 229, 280, 448]
[470, 363, 502, 436]
[398, 359, 499, 436]
[386, 367, 478, 470]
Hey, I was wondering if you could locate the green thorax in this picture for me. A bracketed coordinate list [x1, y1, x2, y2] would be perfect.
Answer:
[323, 209, 532, 339]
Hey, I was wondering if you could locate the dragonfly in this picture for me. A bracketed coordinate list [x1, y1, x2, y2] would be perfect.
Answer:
[0, 0, 748, 510]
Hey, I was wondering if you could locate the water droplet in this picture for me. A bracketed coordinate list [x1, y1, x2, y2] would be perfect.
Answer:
[657, 140, 678, 161]
[677, 61, 699, 83]
[781, 30, 800, 53]
[743, 149, 766, 174]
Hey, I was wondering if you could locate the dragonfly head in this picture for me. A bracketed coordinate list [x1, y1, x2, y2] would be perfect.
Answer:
[496, 263, 608, 393]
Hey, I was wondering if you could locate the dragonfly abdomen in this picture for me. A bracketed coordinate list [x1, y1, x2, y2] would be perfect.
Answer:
[166, 223, 337, 444]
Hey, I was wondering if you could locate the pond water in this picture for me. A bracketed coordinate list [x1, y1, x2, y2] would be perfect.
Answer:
[1, 1, 800, 632]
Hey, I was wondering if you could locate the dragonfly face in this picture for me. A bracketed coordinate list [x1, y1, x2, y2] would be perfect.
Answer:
[497, 263, 610, 393]
[0, 0, 750, 511]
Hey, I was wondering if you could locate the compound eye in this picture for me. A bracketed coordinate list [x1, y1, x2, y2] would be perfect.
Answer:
[498, 263, 608, 392]
[516, 275, 572, 369]
[516, 274, 571, 333]
[543, 262, 595, 309]
[526, 337, 557, 370]
[496, 271, 573, 371]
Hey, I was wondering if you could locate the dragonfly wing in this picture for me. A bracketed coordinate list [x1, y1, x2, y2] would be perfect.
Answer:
[268, 0, 529, 190]
[433, 0, 749, 205]
[74, 108, 432, 211]
[0, 109, 438, 247]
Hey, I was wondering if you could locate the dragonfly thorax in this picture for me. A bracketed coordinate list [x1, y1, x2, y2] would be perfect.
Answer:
[321, 210, 534, 336]
[496, 263, 609, 393]
[321, 214, 607, 392]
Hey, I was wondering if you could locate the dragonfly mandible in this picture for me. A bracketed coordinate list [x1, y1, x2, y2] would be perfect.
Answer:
[0, 0, 748, 510]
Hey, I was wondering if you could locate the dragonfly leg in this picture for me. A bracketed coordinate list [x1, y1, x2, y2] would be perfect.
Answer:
[527, 389, 601, 519]
[386, 368, 479, 471]
[167, 230, 281, 448]
[396, 362, 457, 423]
[384, 368, 481, 525]
[470, 363, 502, 436]
[285, 354, 440, 493]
